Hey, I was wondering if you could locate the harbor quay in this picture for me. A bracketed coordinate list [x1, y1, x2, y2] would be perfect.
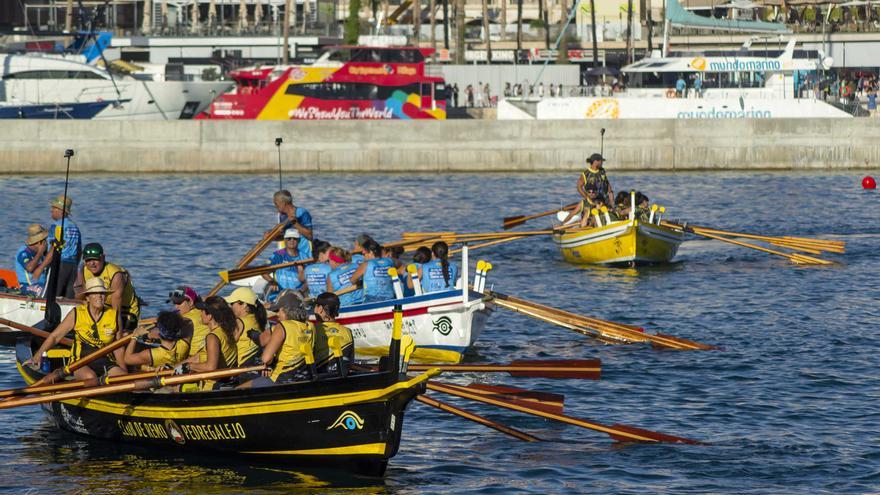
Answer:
[1, 118, 879, 173]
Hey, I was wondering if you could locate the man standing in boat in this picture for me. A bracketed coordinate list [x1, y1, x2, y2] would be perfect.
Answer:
[46, 195, 82, 298]
[273, 190, 313, 241]
[578, 153, 614, 207]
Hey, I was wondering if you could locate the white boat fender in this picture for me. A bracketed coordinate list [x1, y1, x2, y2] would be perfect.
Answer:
[388, 267, 405, 299]
[407, 264, 423, 296]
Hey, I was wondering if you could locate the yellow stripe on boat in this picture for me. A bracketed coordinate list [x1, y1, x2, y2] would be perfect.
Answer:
[356, 346, 464, 364]
[244, 442, 388, 456]
[553, 219, 684, 265]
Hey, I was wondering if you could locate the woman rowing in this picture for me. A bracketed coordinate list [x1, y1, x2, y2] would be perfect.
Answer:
[244, 291, 315, 387]
[167, 285, 208, 359]
[123, 311, 190, 371]
[405, 246, 433, 294]
[349, 239, 395, 303]
[419, 241, 459, 294]
[180, 296, 238, 390]
[326, 247, 364, 306]
[304, 240, 333, 300]
[27, 278, 127, 383]
[224, 287, 266, 367]
[312, 292, 354, 376]
[351, 234, 375, 265]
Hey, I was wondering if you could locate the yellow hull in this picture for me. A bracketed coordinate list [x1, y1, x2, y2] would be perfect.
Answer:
[553, 220, 684, 265]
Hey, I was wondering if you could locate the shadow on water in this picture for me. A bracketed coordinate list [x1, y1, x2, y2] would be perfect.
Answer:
[10, 421, 389, 495]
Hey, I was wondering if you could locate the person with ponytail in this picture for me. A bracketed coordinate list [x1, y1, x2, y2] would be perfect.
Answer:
[325, 247, 364, 306]
[304, 240, 333, 300]
[182, 296, 238, 390]
[350, 238, 395, 303]
[419, 241, 460, 294]
[224, 287, 266, 367]
[405, 246, 433, 295]
[312, 292, 354, 376]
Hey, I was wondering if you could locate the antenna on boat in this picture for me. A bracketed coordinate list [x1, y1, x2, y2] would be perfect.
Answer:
[275, 137, 283, 190]
[600, 128, 606, 155]
[44, 149, 74, 331]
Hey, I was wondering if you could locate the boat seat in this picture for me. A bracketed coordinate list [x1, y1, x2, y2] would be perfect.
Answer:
[47, 349, 71, 359]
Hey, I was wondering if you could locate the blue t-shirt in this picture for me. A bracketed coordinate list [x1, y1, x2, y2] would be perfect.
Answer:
[328, 262, 364, 307]
[350, 253, 365, 265]
[48, 218, 81, 264]
[363, 257, 395, 302]
[269, 248, 309, 291]
[279, 206, 313, 231]
[297, 237, 313, 259]
[15, 245, 47, 287]
[304, 262, 332, 299]
[868, 94, 877, 110]
[421, 259, 459, 294]
[675, 79, 686, 92]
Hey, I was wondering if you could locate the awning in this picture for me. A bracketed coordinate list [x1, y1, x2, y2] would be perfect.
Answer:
[667, 0, 792, 32]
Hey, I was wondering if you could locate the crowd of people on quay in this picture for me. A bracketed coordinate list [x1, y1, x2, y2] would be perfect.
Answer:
[10, 189, 462, 391]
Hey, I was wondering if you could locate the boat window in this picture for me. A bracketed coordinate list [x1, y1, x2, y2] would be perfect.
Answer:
[285, 82, 422, 100]
[2, 70, 106, 80]
[327, 49, 352, 62]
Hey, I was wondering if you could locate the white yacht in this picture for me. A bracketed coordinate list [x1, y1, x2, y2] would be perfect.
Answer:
[0, 53, 232, 119]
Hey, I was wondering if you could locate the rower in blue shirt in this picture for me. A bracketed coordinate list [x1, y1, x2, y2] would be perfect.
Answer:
[14, 224, 51, 295]
[273, 189, 313, 240]
[420, 241, 459, 294]
[47, 195, 82, 298]
[263, 228, 309, 296]
[405, 246, 433, 295]
[350, 233, 374, 266]
[326, 247, 364, 307]
[350, 239, 395, 303]
[304, 241, 333, 299]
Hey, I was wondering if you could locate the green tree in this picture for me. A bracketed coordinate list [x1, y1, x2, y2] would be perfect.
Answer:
[345, 0, 362, 44]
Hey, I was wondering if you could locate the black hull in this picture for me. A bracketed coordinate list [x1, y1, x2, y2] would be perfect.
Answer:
[15, 339, 431, 476]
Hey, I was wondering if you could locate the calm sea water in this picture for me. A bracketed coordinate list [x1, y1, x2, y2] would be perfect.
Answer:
[0, 171, 877, 494]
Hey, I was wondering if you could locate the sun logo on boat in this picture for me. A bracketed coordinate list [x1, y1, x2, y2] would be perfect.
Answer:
[585, 99, 619, 119]
[164, 419, 186, 445]
[690, 57, 707, 71]
[433, 316, 453, 336]
[327, 411, 365, 431]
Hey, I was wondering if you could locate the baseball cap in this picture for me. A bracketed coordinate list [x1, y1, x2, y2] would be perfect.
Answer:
[82, 243, 104, 261]
[283, 228, 301, 239]
[167, 285, 198, 305]
[224, 287, 258, 306]
[587, 153, 605, 163]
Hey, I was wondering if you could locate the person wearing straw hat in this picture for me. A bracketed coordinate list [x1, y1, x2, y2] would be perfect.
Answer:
[46, 194, 82, 299]
[14, 224, 52, 295]
[27, 278, 127, 382]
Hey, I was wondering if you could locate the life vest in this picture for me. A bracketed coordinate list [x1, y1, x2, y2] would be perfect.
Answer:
[328, 262, 364, 306]
[71, 303, 118, 362]
[304, 262, 332, 299]
[236, 313, 262, 367]
[148, 339, 190, 370]
[183, 308, 211, 358]
[362, 257, 395, 301]
[83, 262, 139, 319]
[207, 326, 237, 371]
[270, 320, 315, 382]
[313, 321, 354, 371]
[581, 167, 610, 201]
[421, 259, 459, 293]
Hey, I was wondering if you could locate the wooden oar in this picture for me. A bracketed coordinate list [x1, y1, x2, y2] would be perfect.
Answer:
[450, 236, 534, 255]
[683, 228, 833, 265]
[435, 382, 565, 415]
[0, 318, 73, 347]
[0, 367, 177, 399]
[219, 258, 315, 283]
[487, 290, 716, 351]
[31, 335, 133, 387]
[416, 395, 541, 442]
[428, 381, 703, 445]
[206, 221, 288, 298]
[406, 359, 601, 380]
[503, 202, 579, 230]
[661, 221, 845, 255]
[0, 365, 265, 410]
[463, 383, 565, 415]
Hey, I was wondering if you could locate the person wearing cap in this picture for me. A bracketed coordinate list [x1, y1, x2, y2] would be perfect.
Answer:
[123, 311, 190, 371]
[263, 228, 310, 297]
[243, 290, 315, 387]
[181, 296, 238, 390]
[27, 278, 127, 383]
[273, 189, 313, 240]
[304, 240, 333, 300]
[166, 286, 207, 358]
[225, 287, 266, 367]
[578, 153, 614, 207]
[45, 194, 82, 299]
[349, 238, 395, 303]
[14, 224, 52, 295]
[312, 292, 354, 376]
[326, 247, 364, 307]
[74, 243, 140, 332]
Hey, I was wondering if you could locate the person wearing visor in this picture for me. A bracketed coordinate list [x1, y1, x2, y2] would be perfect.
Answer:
[74, 243, 140, 333]
[45, 195, 82, 298]
[577, 153, 613, 207]
[123, 311, 190, 371]
[312, 292, 354, 376]
[224, 287, 266, 367]
[27, 278, 126, 383]
[263, 228, 309, 298]
[242, 290, 314, 388]
[166, 286, 207, 359]
[14, 224, 51, 296]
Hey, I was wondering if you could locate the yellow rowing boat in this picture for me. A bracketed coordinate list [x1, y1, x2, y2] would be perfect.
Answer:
[553, 219, 684, 266]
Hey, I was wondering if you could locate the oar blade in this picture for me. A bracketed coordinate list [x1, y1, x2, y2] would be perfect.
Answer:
[508, 359, 601, 379]
[608, 423, 705, 445]
[218, 270, 230, 283]
[502, 216, 526, 230]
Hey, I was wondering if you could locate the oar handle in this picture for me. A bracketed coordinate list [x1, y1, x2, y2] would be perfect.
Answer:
[207, 221, 288, 297]
[222, 258, 315, 283]
[0, 318, 74, 347]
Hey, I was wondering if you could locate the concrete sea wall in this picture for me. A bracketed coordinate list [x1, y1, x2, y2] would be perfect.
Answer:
[1, 118, 878, 174]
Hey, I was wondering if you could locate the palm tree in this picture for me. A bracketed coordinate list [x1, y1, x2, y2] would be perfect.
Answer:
[481, 0, 492, 62]
[455, 0, 465, 63]
[413, 0, 422, 45]
[516, 0, 523, 55]
[501, 0, 507, 41]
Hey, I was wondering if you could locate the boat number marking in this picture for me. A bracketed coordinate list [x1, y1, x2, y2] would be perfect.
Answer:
[432, 316, 453, 336]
